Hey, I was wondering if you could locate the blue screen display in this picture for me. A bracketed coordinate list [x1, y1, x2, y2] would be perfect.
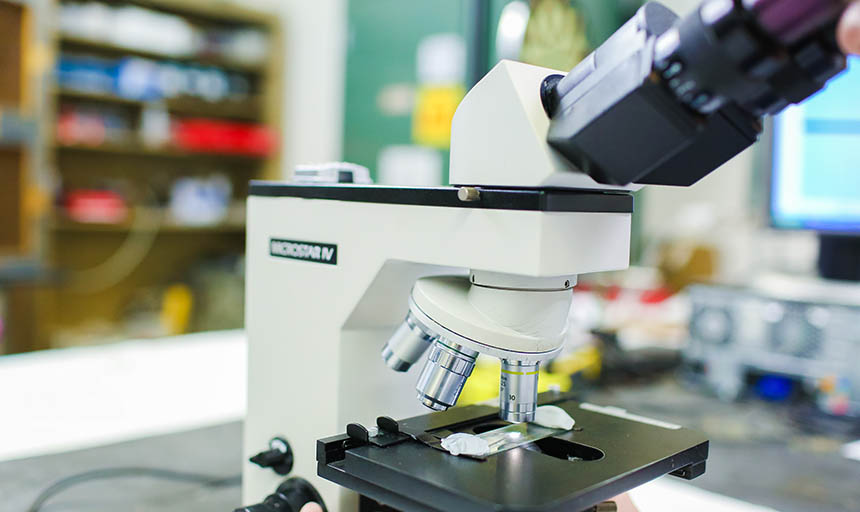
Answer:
[771, 56, 860, 233]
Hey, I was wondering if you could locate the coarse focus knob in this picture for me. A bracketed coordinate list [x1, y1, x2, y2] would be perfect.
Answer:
[235, 477, 327, 512]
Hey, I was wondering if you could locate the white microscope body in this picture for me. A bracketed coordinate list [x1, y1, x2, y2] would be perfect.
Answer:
[243, 61, 634, 510]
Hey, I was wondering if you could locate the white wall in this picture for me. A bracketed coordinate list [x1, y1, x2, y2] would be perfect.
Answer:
[277, 1, 348, 176]
[240, 0, 348, 177]
[660, 0, 698, 13]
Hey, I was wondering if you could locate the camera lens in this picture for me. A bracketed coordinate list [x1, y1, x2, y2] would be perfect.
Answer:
[415, 340, 478, 411]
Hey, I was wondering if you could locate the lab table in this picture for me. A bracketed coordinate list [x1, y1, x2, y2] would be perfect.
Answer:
[1, 331, 857, 511]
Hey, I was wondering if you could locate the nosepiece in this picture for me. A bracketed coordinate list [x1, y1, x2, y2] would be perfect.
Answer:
[383, 273, 572, 420]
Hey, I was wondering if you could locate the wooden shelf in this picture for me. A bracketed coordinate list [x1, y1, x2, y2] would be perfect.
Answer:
[56, 88, 262, 120]
[59, 34, 266, 74]
[55, 141, 267, 161]
[56, 89, 140, 106]
[0, 259, 54, 285]
[131, 0, 272, 27]
[0, 108, 37, 145]
[166, 96, 261, 120]
[50, 212, 246, 234]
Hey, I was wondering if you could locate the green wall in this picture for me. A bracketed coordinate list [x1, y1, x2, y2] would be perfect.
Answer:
[343, 1, 470, 182]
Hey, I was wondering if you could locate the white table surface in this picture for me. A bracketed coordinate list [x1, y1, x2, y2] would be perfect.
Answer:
[0, 330, 247, 462]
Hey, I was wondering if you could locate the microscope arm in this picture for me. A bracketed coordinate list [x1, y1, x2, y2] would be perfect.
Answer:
[545, 0, 850, 187]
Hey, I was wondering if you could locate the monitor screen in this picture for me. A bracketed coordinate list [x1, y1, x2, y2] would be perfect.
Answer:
[771, 56, 860, 234]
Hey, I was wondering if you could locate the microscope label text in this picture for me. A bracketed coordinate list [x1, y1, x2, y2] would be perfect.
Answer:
[270, 238, 338, 265]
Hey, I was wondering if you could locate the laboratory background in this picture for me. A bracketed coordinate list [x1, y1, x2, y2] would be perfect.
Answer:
[0, 0, 858, 511]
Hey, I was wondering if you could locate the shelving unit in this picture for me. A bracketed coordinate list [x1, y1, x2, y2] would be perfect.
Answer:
[0, 1, 34, 256]
[56, 141, 268, 160]
[56, 88, 262, 120]
[50, 205, 246, 233]
[27, 0, 284, 351]
[59, 34, 266, 74]
[0, 109, 38, 145]
[51, 220, 246, 233]
[0, 0, 55, 354]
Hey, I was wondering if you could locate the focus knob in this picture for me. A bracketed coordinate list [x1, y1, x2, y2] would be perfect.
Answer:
[249, 437, 294, 476]
[235, 477, 327, 512]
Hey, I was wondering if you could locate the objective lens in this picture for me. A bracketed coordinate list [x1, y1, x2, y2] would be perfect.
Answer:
[415, 340, 478, 411]
[499, 360, 540, 422]
[381, 312, 436, 372]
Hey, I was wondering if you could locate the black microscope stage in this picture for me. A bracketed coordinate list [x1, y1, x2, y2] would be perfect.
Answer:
[317, 393, 708, 512]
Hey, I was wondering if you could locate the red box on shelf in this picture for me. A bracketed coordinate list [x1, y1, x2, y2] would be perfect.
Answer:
[171, 119, 276, 156]
[64, 189, 128, 224]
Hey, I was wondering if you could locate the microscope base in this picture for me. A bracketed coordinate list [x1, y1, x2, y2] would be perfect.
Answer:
[317, 393, 708, 512]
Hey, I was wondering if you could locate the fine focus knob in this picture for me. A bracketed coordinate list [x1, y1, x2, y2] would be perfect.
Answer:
[457, 187, 481, 202]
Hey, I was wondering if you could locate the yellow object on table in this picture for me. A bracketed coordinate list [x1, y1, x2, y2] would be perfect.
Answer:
[458, 346, 601, 406]
[161, 284, 193, 336]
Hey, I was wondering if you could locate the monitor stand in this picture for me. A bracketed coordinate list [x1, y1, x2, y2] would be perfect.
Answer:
[818, 234, 860, 282]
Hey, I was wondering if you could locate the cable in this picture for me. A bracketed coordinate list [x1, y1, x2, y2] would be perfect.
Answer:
[26, 466, 241, 512]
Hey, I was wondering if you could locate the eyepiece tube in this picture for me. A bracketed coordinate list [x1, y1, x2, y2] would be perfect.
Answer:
[415, 340, 478, 411]
[499, 360, 540, 423]
[381, 312, 436, 372]
[744, 0, 848, 45]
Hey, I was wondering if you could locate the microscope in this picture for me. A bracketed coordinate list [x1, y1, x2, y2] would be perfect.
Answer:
[240, 1, 850, 511]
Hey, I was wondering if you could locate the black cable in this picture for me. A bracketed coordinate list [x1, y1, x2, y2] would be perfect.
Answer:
[26, 466, 241, 512]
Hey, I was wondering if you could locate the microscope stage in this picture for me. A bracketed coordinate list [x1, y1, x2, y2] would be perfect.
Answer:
[317, 394, 708, 512]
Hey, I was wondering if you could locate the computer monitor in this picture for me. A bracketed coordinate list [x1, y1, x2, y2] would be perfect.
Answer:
[770, 56, 860, 281]
[771, 55, 860, 234]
